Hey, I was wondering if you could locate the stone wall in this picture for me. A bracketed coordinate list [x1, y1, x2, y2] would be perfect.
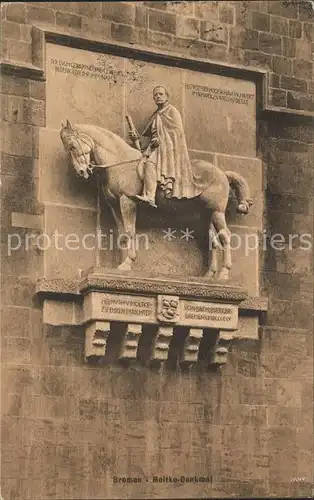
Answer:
[2, 1, 314, 111]
[1, 2, 313, 499]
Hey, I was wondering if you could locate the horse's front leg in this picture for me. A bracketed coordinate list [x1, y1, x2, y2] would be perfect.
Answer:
[211, 211, 231, 281]
[117, 194, 137, 272]
[105, 197, 124, 235]
[105, 195, 127, 268]
[204, 222, 219, 279]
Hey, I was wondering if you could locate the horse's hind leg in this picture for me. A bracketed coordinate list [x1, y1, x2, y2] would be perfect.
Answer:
[105, 196, 126, 268]
[117, 194, 137, 271]
[211, 211, 231, 280]
[204, 222, 219, 279]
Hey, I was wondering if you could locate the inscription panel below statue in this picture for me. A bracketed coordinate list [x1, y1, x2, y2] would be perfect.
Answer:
[84, 292, 238, 331]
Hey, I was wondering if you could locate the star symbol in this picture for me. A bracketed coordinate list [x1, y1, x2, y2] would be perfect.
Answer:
[162, 228, 177, 241]
[180, 228, 194, 241]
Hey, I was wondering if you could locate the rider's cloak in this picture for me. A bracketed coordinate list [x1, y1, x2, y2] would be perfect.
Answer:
[142, 103, 205, 199]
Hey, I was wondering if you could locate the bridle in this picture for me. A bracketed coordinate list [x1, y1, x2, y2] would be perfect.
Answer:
[66, 129, 95, 174]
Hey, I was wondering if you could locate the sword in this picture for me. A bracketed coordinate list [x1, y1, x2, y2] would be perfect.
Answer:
[126, 114, 142, 152]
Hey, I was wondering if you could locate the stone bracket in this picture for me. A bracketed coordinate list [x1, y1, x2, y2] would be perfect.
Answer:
[179, 328, 203, 369]
[208, 331, 234, 367]
[83, 320, 234, 370]
[150, 325, 174, 368]
[119, 323, 142, 362]
[85, 321, 110, 360]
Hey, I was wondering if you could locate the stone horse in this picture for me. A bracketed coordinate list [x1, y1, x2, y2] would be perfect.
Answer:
[60, 121, 253, 280]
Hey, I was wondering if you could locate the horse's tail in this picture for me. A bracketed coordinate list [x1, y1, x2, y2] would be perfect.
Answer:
[225, 171, 253, 214]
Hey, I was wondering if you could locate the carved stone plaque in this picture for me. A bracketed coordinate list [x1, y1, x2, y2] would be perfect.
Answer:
[84, 292, 156, 324]
[180, 300, 238, 330]
[84, 291, 238, 330]
[157, 295, 180, 324]
[44, 42, 261, 293]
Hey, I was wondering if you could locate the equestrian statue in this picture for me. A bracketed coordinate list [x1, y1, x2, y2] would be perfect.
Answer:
[60, 85, 253, 280]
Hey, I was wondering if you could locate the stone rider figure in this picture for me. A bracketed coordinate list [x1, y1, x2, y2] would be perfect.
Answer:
[129, 85, 201, 208]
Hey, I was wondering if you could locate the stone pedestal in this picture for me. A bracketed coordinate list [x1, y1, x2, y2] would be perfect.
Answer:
[37, 270, 268, 370]
[80, 270, 246, 368]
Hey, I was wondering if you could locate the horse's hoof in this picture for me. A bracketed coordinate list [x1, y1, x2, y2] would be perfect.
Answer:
[117, 256, 133, 272]
[117, 263, 132, 272]
[217, 269, 230, 281]
[204, 270, 216, 280]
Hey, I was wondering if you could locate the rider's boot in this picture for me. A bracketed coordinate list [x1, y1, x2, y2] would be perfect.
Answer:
[135, 161, 157, 208]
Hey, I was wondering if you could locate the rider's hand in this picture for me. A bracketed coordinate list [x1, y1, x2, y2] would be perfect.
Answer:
[129, 131, 139, 141]
[150, 137, 159, 148]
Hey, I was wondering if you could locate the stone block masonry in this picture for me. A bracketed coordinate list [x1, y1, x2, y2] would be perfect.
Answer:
[1, 1, 313, 112]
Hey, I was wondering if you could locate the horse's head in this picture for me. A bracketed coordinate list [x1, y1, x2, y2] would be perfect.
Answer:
[60, 120, 94, 179]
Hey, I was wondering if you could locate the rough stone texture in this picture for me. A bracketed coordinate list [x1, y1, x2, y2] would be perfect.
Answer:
[289, 20, 303, 39]
[259, 32, 282, 55]
[200, 20, 228, 44]
[25, 5, 55, 26]
[230, 26, 259, 50]
[102, 1, 135, 25]
[55, 11, 82, 31]
[1, 2, 313, 499]
[283, 36, 296, 58]
[219, 4, 234, 25]
[287, 91, 314, 112]
[4, 3, 26, 24]
[280, 75, 308, 93]
[148, 8, 176, 34]
[251, 11, 270, 32]
[176, 16, 200, 39]
[293, 59, 313, 80]
[269, 87, 287, 107]
[270, 15, 289, 36]
[4, 40, 33, 64]
[272, 55, 293, 77]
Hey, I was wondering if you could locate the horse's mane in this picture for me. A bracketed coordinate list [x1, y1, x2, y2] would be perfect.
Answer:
[75, 124, 141, 164]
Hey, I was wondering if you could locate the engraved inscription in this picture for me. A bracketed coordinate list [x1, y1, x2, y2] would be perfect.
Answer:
[50, 58, 146, 85]
[86, 292, 156, 324]
[185, 304, 233, 321]
[185, 83, 254, 105]
[101, 297, 152, 317]
[180, 300, 238, 330]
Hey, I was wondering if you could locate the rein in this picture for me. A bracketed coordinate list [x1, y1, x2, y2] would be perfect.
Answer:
[91, 158, 141, 170]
